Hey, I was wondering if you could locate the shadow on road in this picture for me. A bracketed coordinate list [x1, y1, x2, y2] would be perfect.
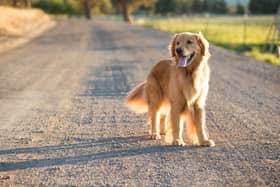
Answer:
[0, 135, 201, 172]
[0, 135, 149, 156]
[81, 62, 132, 97]
[92, 44, 166, 52]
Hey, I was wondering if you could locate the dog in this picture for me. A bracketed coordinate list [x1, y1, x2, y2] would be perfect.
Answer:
[125, 32, 215, 147]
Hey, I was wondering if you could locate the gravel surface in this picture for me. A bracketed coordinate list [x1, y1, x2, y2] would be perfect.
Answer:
[0, 19, 279, 186]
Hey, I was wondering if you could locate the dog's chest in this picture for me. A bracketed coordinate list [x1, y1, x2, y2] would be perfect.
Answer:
[179, 74, 202, 104]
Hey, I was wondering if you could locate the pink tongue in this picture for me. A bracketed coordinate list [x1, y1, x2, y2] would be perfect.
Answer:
[177, 57, 188, 67]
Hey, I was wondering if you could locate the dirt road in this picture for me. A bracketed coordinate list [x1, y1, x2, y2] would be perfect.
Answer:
[0, 19, 279, 186]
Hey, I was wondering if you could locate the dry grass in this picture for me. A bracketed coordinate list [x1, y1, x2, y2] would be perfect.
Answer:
[0, 6, 52, 36]
[0, 6, 55, 53]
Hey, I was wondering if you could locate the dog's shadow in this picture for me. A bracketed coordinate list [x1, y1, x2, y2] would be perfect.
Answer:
[0, 135, 200, 171]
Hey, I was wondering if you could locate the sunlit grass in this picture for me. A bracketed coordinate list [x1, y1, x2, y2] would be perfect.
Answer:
[245, 47, 280, 66]
[135, 16, 280, 66]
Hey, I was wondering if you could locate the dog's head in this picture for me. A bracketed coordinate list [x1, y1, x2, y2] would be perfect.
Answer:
[169, 32, 209, 67]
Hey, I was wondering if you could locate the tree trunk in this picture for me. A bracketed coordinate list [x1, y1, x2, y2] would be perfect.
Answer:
[25, 0, 32, 8]
[83, 0, 91, 19]
[12, 0, 17, 7]
[119, 0, 133, 23]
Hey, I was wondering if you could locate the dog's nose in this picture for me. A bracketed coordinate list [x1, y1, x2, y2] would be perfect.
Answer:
[176, 48, 183, 55]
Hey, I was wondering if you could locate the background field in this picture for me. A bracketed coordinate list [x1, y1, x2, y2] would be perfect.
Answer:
[135, 16, 280, 66]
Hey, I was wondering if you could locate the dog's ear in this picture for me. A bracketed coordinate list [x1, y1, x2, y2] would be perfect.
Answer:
[169, 34, 178, 57]
[195, 32, 209, 57]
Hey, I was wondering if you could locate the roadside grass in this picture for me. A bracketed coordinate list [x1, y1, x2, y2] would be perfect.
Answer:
[0, 6, 52, 36]
[135, 16, 280, 66]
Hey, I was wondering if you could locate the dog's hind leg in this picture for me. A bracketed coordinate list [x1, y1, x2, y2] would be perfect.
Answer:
[160, 114, 168, 135]
[148, 109, 161, 140]
[145, 76, 162, 140]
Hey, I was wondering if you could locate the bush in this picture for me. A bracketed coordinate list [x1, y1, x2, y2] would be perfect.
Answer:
[32, 0, 81, 15]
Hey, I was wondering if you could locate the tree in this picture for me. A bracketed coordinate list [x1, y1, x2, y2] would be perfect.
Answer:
[80, 0, 113, 19]
[155, 0, 193, 16]
[9, 0, 32, 8]
[116, 0, 155, 23]
[0, 0, 37, 7]
[82, 0, 91, 19]
[12, 0, 18, 7]
[99, 0, 112, 14]
[179, 0, 194, 15]
[207, 0, 227, 14]
[215, 0, 227, 14]
[192, 0, 204, 13]
[155, 0, 176, 15]
[191, 0, 228, 14]
[24, 0, 32, 8]
[249, 0, 280, 14]
[236, 2, 245, 14]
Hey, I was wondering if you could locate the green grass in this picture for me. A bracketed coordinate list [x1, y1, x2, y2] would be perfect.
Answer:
[245, 47, 280, 66]
[135, 16, 280, 66]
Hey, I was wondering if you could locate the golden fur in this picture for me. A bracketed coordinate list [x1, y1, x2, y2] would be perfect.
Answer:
[126, 32, 215, 147]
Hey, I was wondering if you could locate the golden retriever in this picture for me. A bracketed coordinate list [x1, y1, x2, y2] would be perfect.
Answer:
[125, 32, 215, 147]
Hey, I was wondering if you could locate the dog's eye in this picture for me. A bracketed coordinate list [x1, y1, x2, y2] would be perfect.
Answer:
[176, 41, 180, 45]
[187, 40, 192, 44]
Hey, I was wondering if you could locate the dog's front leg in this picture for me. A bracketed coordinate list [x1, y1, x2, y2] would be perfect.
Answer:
[167, 104, 185, 146]
[193, 104, 215, 147]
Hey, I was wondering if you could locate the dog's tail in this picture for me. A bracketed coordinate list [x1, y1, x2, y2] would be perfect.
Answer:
[125, 81, 148, 113]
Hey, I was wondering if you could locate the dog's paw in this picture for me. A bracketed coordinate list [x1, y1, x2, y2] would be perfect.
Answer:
[150, 134, 161, 140]
[189, 140, 200, 146]
[200, 139, 215, 147]
[164, 132, 173, 144]
[160, 130, 166, 135]
[174, 139, 186, 146]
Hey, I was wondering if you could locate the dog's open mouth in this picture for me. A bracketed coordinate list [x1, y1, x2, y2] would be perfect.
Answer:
[177, 52, 195, 67]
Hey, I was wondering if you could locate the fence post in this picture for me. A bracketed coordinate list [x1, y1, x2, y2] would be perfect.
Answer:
[269, 24, 276, 53]
[243, 13, 248, 49]
[204, 13, 209, 36]
[276, 5, 280, 58]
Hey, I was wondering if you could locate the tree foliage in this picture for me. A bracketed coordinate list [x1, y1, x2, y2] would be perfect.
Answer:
[0, 0, 32, 8]
[155, 0, 176, 15]
[79, 0, 113, 19]
[155, 0, 193, 15]
[32, 0, 80, 15]
[191, 0, 204, 13]
[249, 0, 280, 14]
[116, 0, 155, 22]
[88, 0, 113, 15]
[236, 2, 245, 15]
[155, 0, 227, 15]
[5, 0, 280, 22]
[207, 0, 227, 14]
